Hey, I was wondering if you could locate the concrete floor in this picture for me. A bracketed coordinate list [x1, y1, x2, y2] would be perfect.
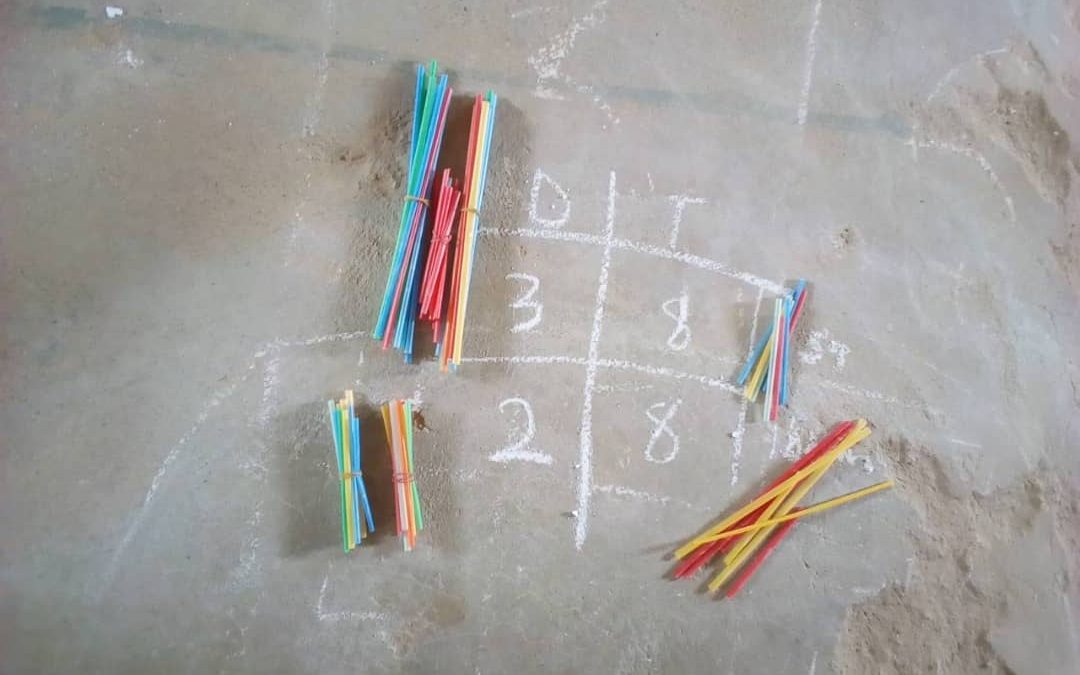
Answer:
[3, 1, 1079, 673]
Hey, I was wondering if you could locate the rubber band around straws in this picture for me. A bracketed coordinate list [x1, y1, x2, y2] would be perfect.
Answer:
[341, 472, 364, 480]
[392, 472, 416, 485]
[404, 195, 430, 207]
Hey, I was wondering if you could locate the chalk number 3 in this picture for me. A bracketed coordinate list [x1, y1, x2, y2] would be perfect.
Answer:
[506, 273, 543, 333]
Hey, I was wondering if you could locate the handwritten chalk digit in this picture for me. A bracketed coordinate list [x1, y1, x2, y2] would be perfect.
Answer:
[644, 399, 682, 464]
[506, 273, 543, 333]
[528, 169, 571, 229]
[489, 397, 554, 465]
[661, 288, 691, 351]
[666, 195, 707, 248]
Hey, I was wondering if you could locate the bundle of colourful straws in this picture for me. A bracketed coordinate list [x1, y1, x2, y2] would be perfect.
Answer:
[381, 399, 423, 551]
[328, 390, 375, 552]
[438, 90, 497, 372]
[417, 169, 462, 341]
[736, 279, 808, 421]
[672, 419, 893, 597]
[373, 61, 498, 368]
[373, 61, 452, 362]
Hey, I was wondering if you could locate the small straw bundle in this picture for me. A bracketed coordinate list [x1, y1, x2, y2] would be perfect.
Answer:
[374, 61, 452, 362]
[418, 169, 462, 341]
[381, 399, 423, 551]
[672, 419, 893, 597]
[439, 91, 498, 372]
[328, 390, 375, 552]
[736, 279, 808, 421]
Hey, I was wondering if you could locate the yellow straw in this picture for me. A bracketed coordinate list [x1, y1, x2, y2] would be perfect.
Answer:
[451, 100, 491, 365]
[743, 332, 774, 401]
[340, 404, 355, 550]
[675, 421, 869, 558]
[724, 473, 795, 563]
[696, 479, 894, 545]
[710, 452, 841, 591]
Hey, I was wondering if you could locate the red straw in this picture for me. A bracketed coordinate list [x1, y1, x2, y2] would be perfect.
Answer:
[724, 517, 798, 598]
[790, 284, 809, 332]
[673, 420, 855, 578]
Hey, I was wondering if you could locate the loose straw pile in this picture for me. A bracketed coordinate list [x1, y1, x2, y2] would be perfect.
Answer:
[381, 399, 423, 551]
[736, 279, 808, 421]
[672, 419, 893, 596]
[373, 61, 452, 362]
[328, 390, 374, 552]
[438, 91, 498, 372]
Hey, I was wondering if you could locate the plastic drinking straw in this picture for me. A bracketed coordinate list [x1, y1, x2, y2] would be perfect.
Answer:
[329, 401, 348, 551]
[697, 480, 894, 545]
[451, 95, 497, 367]
[709, 437, 844, 592]
[440, 96, 482, 371]
[395, 401, 416, 549]
[383, 77, 450, 348]
[724, 517, 798, 598]
[375, 67, 436, 340]
[770, 299, 788, 420]
[340, 405, 355, 549]
[789, 279, 808, 331]
[450, 100, 491, 366]
[737, 325, 773, 386]
[375, 64, 442, 341]
[673, 420, 856, 577]
[676, 419, 868, 557]
[404, 400, 423, 531]
[761, 298, 781, 416]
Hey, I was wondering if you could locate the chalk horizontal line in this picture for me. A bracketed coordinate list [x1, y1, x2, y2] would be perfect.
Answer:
[479, 227, 784, 294]
[461, 353, 739, 393]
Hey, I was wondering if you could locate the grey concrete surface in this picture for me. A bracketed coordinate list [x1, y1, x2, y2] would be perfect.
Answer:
[2, 1, 1079, 673]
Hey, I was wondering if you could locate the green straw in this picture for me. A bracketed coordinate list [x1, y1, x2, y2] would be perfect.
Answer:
[404, 401, 423, 530]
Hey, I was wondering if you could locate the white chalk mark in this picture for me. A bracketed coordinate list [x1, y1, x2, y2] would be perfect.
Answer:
[817, 378, 939, 413]
[511, 5, 552, 19]
[596, 359, 740, 394]
[316, 570, 386, 623]
[644, 399, 682, 464]
[103, 329, 368, 596]
[731, 287, 765, 486]
[461, 353, 741, 393]
[103, 360, 258, 597]
[592, 483, 702, 511]
[915, 139, 1016, 223]
[302, 0, 336, 137]
[257, 355, 281, 430]
[646, 172, 655, 193]
[463, 354, 588, 367]
[948, 438, 982, 448]
[105, 6, 123, 19]
[769, 421, 780, 459]
[781, 415, 803, 460]
[527, 0, 619, 123]
[666, 195, 707, 248]
[506, 273, 544, 333]
[528, 169, 571, 229]
[575, 170, 617, 551]
[799, 329, 850, 371]
[594, 483, 671, 505]
[661, 288, 691, 351]
[809, 651, 818, 675]
[479, 226, 784, 294]
[797, 0, 824, 126]
[490, 397, 554, 465]
[925, 47, 1009, 105]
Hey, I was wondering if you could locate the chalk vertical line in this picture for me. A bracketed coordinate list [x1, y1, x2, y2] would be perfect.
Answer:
[575, 170, 617, 550]
[797, 0, 824, 126]
[731, 287, 765, 486]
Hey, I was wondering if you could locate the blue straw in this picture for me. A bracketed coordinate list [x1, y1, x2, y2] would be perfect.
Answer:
[737, 324, 773, 386]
